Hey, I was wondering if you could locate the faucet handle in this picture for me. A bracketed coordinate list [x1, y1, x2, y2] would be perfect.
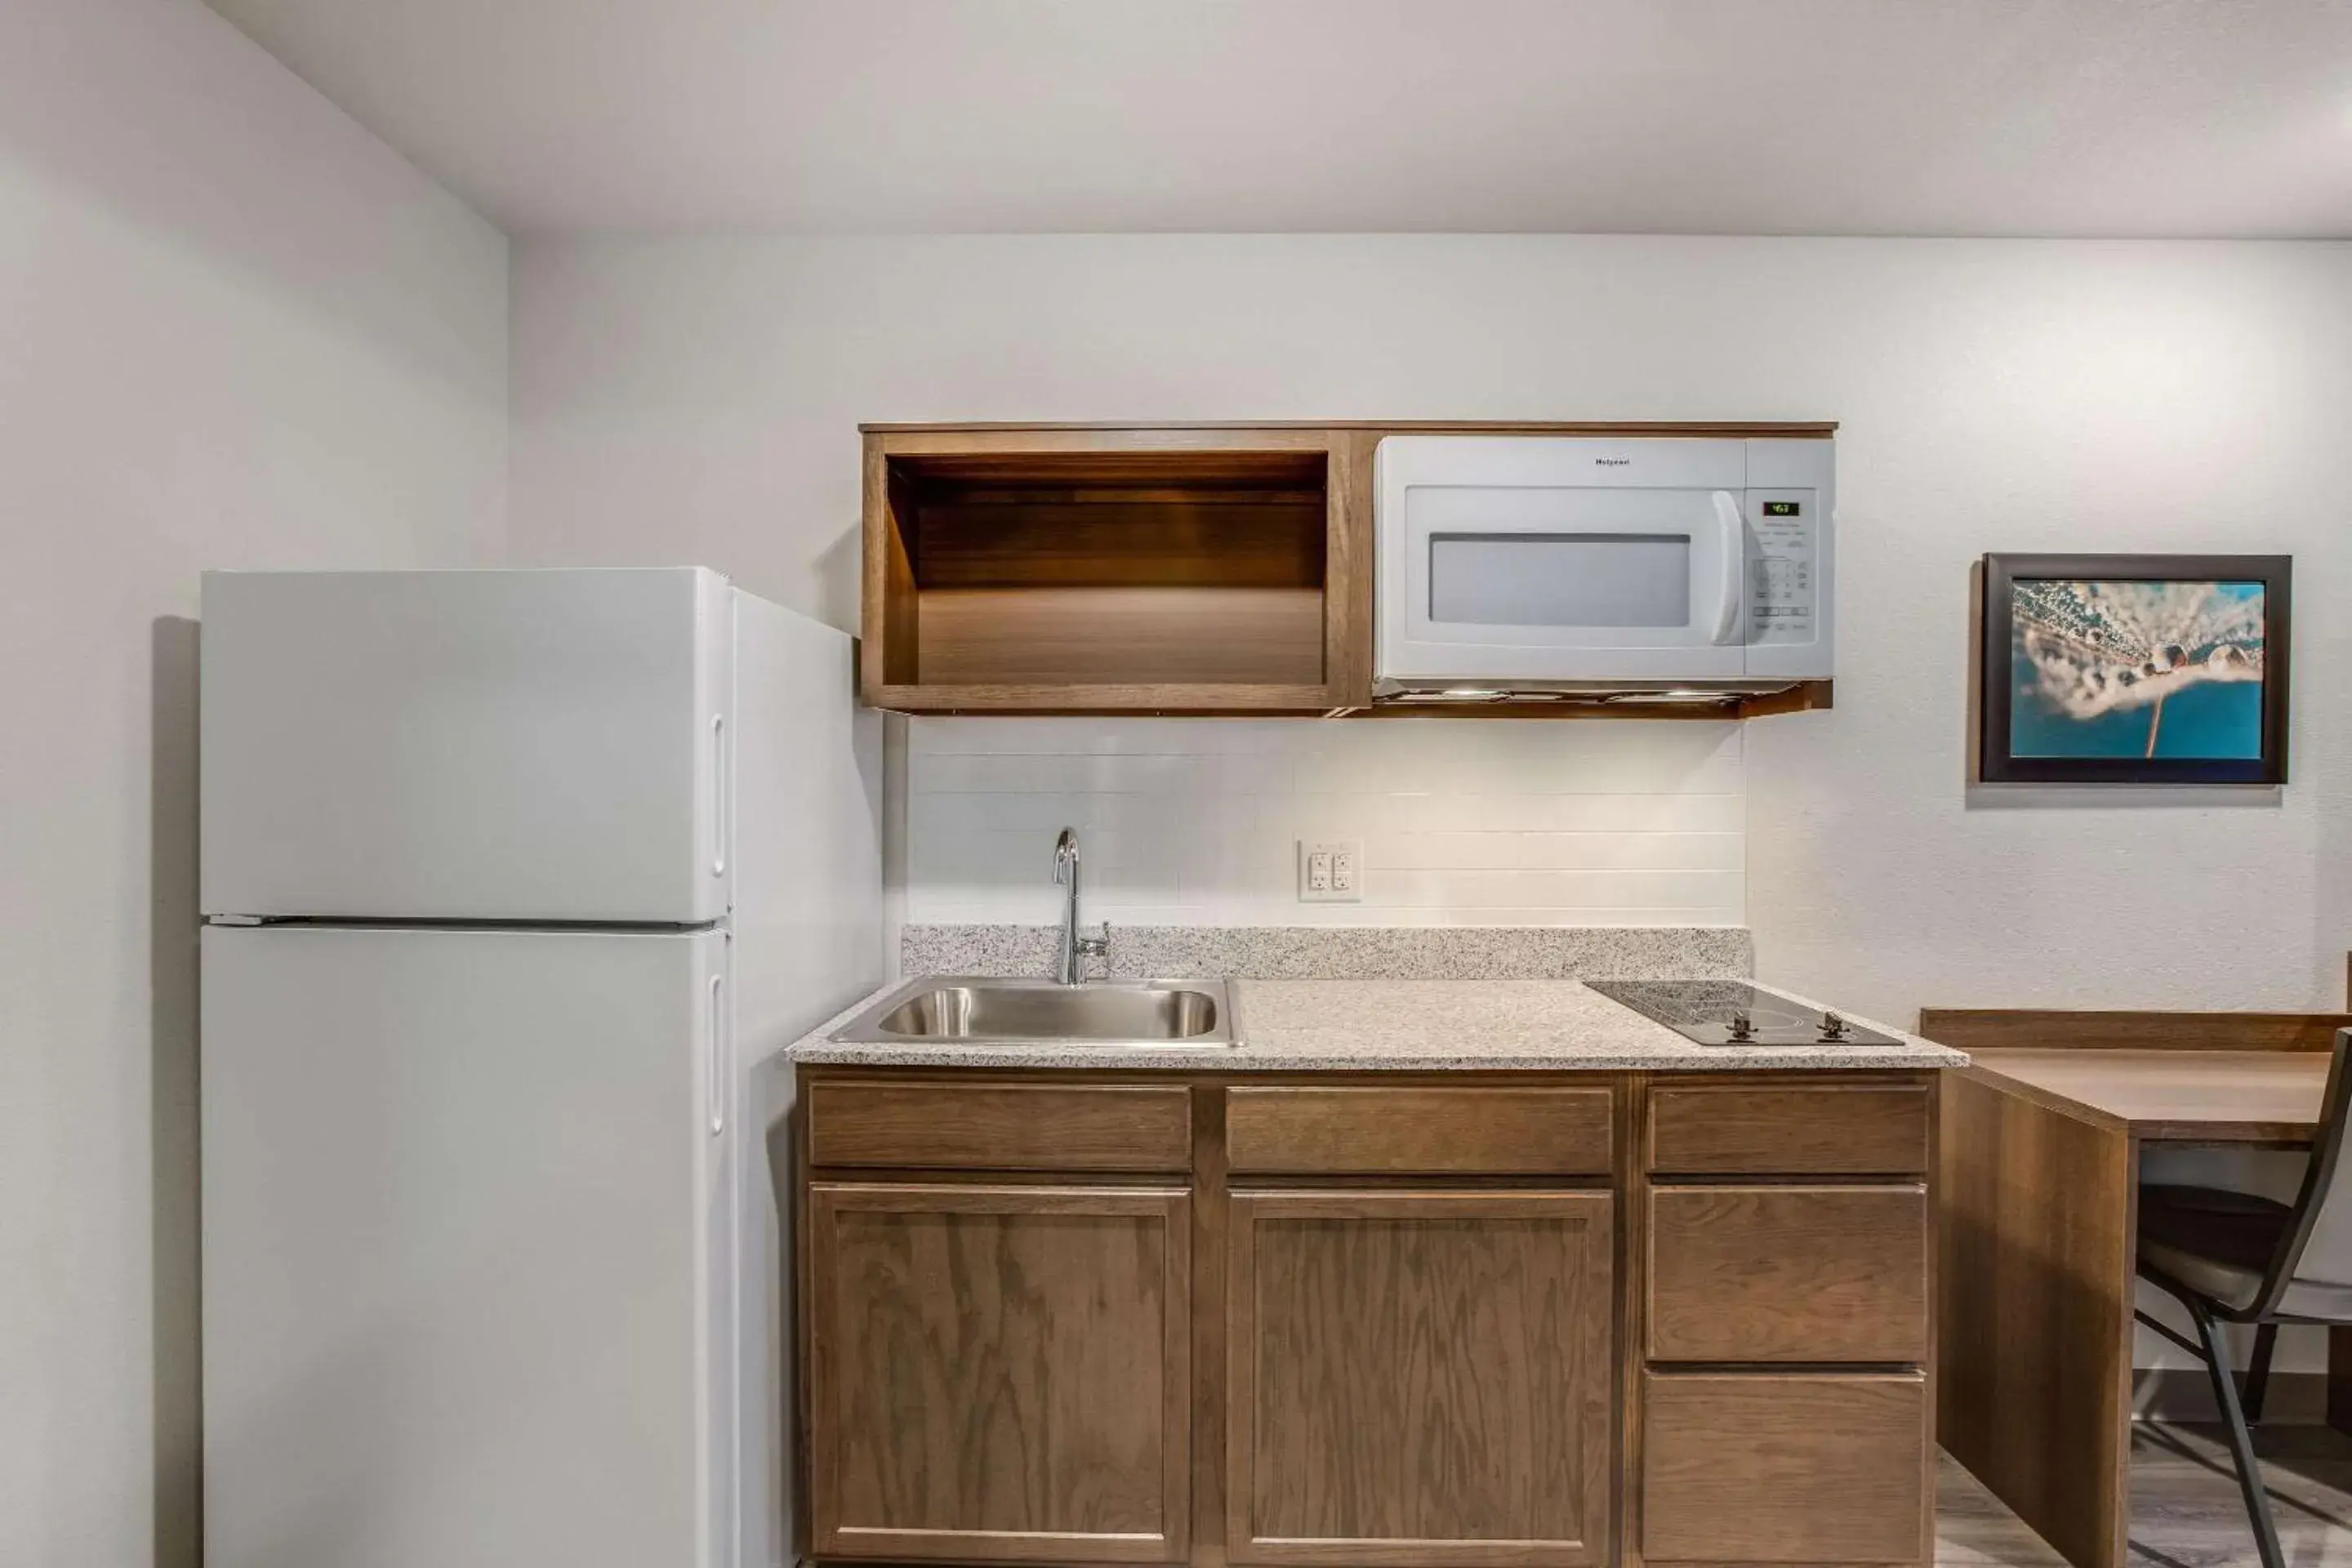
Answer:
[1075, 921, 1111, 978]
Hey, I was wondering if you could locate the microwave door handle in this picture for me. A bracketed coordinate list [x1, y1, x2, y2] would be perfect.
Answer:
[1708, 491, 1744, 644]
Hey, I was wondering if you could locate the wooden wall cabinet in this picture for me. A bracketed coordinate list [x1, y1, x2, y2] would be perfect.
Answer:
[858, 421, 1836, 717]
[797, 1069, 1933, 1568]
[862, 426, 1369, 713]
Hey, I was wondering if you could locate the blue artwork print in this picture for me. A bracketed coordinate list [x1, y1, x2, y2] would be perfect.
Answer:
[2009, 581, 2265, 760]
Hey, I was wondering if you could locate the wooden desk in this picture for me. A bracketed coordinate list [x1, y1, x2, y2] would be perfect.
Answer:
[1940, 1049, 2330, 1568]
[1962, 1049, 2329, 1144]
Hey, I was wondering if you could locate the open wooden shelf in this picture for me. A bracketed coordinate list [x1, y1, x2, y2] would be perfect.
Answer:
[862, 431, 1359, 712]
[859, 421, 1833, 718]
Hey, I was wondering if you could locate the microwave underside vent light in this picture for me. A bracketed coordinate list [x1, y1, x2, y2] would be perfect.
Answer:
[1609, 688, 1738, 706]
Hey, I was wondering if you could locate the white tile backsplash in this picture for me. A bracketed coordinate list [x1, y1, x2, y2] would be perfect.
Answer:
[905, 718, 1746, 928]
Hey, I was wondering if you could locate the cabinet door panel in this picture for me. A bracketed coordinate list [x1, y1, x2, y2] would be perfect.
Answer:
[808, 1183, 1190, 1563]
[1227, 1190, 1614, 1567]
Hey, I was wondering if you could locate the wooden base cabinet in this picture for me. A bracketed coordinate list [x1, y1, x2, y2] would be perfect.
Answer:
[804, 1183, 1192, 1562]
[1638, 1075, 1936, 1568]
[1226, 1191, 1615, 1566]
[798, 1069, 1936, 1568]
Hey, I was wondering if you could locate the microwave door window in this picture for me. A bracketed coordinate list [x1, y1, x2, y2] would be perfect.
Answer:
[1428, 533, 1693, 628]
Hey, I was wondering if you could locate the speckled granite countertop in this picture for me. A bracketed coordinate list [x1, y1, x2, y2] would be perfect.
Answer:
[899, 923, 1753, 982]
[786, 977, 1965, 1073]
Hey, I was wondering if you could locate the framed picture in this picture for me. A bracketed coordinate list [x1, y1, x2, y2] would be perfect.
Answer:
[1978, 553, 2291, 785]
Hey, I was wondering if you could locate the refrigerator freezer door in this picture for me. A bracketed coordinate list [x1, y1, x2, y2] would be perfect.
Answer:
[201, 568, 733, 923]
[200, 924, 735, 1568]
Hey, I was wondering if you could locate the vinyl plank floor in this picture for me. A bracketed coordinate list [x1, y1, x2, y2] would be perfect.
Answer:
[1939, 1424, 2352, 1567]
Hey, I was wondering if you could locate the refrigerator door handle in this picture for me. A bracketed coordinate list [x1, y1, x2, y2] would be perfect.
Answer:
[706, 971, 725, 1136]
[709, 714, 728, 880]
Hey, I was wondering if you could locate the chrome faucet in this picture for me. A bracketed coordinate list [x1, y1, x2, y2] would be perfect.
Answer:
[1052, 827, 1110, 985]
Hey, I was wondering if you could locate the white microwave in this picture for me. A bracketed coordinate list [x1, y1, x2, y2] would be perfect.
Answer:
[1374, 435, 1834, 699]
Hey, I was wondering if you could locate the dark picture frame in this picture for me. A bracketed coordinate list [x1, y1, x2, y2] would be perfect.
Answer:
[1978, 553, 2291, 786]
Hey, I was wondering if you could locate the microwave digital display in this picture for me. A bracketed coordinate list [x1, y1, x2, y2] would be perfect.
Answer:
[1762, 501, 1802, 517]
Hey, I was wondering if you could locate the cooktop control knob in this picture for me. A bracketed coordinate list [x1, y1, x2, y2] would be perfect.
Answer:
[1819, 1010, 1851, 1042]
[1726, 1010, 1757, 1042]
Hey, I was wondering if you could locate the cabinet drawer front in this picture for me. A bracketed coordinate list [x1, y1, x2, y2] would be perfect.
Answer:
[808, 1079, 1192, 1172]
[1227, 1086, 1614, 1175]
[1648, 1185, 1927, 1363]
[1227, 1190, 1615, 1566]
[1643, 1372, 1927, 1564]
[808, 1183, 1192, 1562]
[1648, 1081, 1930, 1175]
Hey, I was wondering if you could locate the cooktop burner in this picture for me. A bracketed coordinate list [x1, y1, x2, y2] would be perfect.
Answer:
[1585, 980, 1900, 1048]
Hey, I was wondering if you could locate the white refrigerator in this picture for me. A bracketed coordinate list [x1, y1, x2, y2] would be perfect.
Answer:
[198, 568, 883, 1568]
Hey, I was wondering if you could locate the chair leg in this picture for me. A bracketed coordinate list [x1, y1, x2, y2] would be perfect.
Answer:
[2189, 1296, 2287, 1568]
[2243, 1322, 2278, 1424]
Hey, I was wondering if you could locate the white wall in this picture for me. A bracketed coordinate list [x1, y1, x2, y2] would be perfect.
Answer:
[512, 233, 2351, 1022]
[0, 2, 508, 1562]
[905, 717, 1745, 928]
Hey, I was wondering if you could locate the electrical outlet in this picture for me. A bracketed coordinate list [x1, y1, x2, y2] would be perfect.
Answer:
[1297, 839, 1364, 902]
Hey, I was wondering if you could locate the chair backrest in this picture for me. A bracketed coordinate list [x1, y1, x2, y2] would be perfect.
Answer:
[2256, 1031, 2352, 1313]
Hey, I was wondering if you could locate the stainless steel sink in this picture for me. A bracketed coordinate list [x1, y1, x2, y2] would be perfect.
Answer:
[831, 976, 1234, 1047]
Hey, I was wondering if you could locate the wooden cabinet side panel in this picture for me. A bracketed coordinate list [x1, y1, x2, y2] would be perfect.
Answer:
[861, 436, 920, 699]
[807, 1183, 1191, 1563]
[1938, 1071, 2136, 1568]
[1189, 1085, 1228, 1565]
[1327, 430, 1376, 707]
[1615, 1079, 1649, 1568]
[1227, 1190, 1615, 1567]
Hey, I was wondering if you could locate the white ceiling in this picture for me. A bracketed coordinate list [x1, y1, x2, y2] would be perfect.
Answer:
[206, 0, 2352, 238]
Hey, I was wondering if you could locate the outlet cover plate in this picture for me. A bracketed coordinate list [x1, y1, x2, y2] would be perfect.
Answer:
[1297, 839, 1364, 902]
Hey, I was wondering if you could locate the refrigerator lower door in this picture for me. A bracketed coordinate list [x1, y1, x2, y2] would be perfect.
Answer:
[201, 568, 733, 924]
[201, 924, 735, 1568]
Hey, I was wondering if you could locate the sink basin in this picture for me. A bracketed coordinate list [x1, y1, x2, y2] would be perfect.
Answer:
[832, 977, 1234, 1047]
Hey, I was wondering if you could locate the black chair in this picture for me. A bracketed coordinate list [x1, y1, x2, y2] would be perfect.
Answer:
[2135, 1028, 2352, 1568]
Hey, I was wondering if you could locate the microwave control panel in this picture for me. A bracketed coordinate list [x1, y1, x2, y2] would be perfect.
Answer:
[1746, 491, 1818, 644]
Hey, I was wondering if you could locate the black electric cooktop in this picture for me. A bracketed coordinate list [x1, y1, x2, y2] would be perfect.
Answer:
[1585, 979, 1900, 1048]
